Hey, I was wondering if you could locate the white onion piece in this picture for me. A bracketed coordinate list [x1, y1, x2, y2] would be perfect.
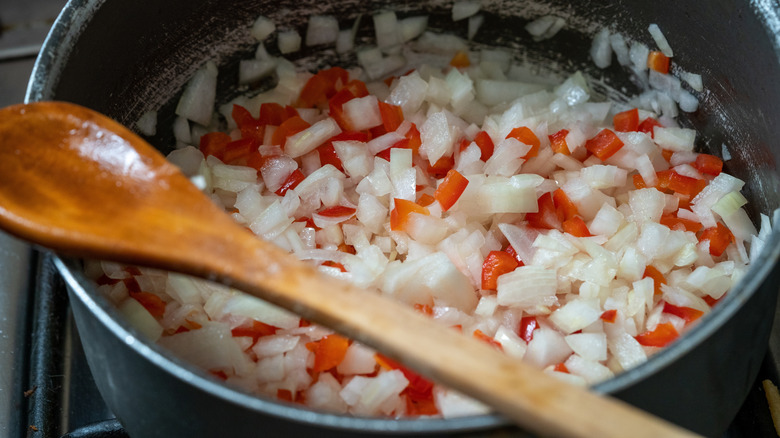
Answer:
[373, 11, 400, 48]
[526, 15, 565, 42]
[159, 322, 250, 374]
[239, 59, 277, 84]
[306, 15, 339, 46]
[565, 354, 614, 384]
[176, 61, 217, 126]
[285, 118, 342, 158]
[118, 298, 163, 341]
[452, 1, 481, 21]
[135, 111, 157, 136]
[388, 71, 428, 115]
[278, 30, 302, 54]
[524, 326, 572, 368]
[652, 126, 695, 152]
[496, 266, 558, 308]
[550, 299, 602, 334]
[399, 16, 428, 42]
[648, 23, 673, 57]
[251, 15, 276, 41]
[467, 15, 484, 40]
[565, 333, 607, 362]
[343, 95, 383, 131]
[590, 28, 612, 69]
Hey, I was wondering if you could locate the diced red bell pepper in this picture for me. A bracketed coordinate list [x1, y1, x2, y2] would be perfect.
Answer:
[377, 101, 404, 132]
[473, 329, 503, 350]
[449, 50, 471, 68]
[643, 265, 667, 296]
[473, 130, 495, 161]
[417, 193, 436, 207]
[426, 155, 455, 178]
[549, 129, 570, 155]
[518, 316, 538, 343]
[343, 79, 370, 98]
[635, 322, 679, 347]
[406, 124, 422, 156]
[257, 103, 298, 126]
[199, 132, 232, 160]
[222, 138, 260, 165]
[327, 88, 356, 131]
[506, 126, 541, 159]
[317, 144, 344, 172]
[375, 353, 438, 416]
[552, 188, 579, 221]
[663, 302, 704, 324]
[553, 363, 570, 374]
[307, 333, 350, 372]
[699, 222, 734, 257]
[232, 104, 264, 142]
[693, 153, 723, 176]
[637, 117, 662, 137]
[297, 67, 350, 108]
[600, 309, 618, 323]
[434, 169, 469, 211]
[129, 291, 166, 319]
[647, 51, 670, 74]
[562, 216, 591, 237]
[390, 198, 430, 232]
[526, 192, 563, 230]
[275, 169, 305, 196]
[413, 303, 434, 316]
[231, 319, 278, 343]
[321, 261, 347, 272]
[656, 170, 707, 198]
[633, 174, 648, 189]
[271, 116, 310, 148]
[660, 213, 703, 233]
[317, 205, 357, 218]
[585, 128, 624, 160]
[481, 250, 519, 290]
[613, 108, 639, 132]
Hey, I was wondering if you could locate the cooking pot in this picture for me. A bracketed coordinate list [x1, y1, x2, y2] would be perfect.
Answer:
[27, 0, 780, 436]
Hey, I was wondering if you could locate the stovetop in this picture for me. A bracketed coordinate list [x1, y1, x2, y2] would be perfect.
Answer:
[1, 1, 780, 437]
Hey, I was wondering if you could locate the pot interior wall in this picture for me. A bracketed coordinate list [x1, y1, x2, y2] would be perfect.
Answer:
[28, 0, 780, 436]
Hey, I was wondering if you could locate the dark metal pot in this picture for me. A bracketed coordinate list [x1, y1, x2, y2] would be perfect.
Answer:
[28, 0, 780, 436]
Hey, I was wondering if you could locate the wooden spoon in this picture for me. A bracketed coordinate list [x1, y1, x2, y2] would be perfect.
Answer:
[0, 101, 700, 438]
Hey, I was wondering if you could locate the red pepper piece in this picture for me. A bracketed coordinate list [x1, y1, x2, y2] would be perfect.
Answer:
[643, 265, 667, 296]
[699, 222, 734, 257]
[390, 198, 430, 232]
[434, 169, 469, 211]
[526, 192, 562, 230]
[613, 108, 639, 132]
[635, 322, 679, 347]
[663, 302, 704, 324]
[585, 128, 624, 160]
[506, 126, 541, 159]
[518, 316, 538, 343]
[549, 129, 570, 155]
[481, 250, 519, 291]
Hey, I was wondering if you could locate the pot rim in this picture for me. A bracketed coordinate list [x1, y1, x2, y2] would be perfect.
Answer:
[29, 0, 780, 433]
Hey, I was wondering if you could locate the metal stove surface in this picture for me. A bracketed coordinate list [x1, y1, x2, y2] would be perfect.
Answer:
[1, 1, 780, 437]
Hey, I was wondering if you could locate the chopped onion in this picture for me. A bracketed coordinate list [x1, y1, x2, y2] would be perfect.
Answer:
[452, 1, 481, 21]
[251, 15, 276, 41]
[648, 23, 673, 57]
[278, 30, 302, 54]
[306, 15, 339, 46]
[176, 61, 217, 126]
